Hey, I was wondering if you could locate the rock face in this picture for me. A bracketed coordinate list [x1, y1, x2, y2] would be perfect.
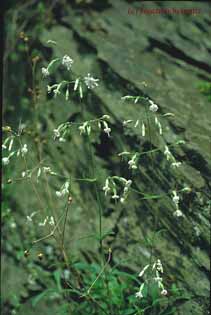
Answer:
[3, 1, 211, 314]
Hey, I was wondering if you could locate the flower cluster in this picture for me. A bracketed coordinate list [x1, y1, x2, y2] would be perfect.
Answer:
[135, 259, 167, 299]
[84, 73, 99, 89]
[62, 55, 74, 71]
[172, 190, 183, 217]
[56, 181, 70, 198]
[128, 153, 138, 170]
[38, 216, 55, 227]
[103, 177, 132, 203]
[164, 145, 182, 168]
[149, 99, 159, 112]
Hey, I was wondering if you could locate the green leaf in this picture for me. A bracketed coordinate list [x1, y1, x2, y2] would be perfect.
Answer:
[31, 289, 55, 307]
[53, 269, 62, 291]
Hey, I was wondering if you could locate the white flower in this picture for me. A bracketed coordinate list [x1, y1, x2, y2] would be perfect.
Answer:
[43, 167, 51, 174]
[56, 181, 70, 198]
[104, 127, 111, 137]
[149, 100, 158, 112]
[56, 191, 62, 197]
[39, 216, 49, 226]
[173, 210, 183, 217]
[49, 216, 55, 226]
[103, 179, 110, 196]
[8, 138, 14, 151]
[84, 73, 99, 89]
[59, 137, 66, 142]
[74, 78, 80, 91]
[171, 162, 182, 168]
[126, 180, 132, 187]
[53, 86, 61, 97]
[135, 283, 144, 299]
[79, 124, 86, 135]
[123, 120, 133, 126]
[21, 144, 28, 156]
[139, 264, 150, 277]
[120, 197, 125, 203]
[182, 187, 191, 193]
[142, 123, 145, 137]
[128, 154, 137, 169]
[62, 55, 73, 70]
[135, 291, 143, 298]
[172, 191, 179, 205]
[161, 289, 168, 296]
[134, 120, 139, 128]
[26, 211, 37, 223]
[112, 193, 119, 200]
[156, 260, 163, 273]
[42, 67, 49, 77]
[53, 129, 60, 139]
[102, 115, 110, 120]
[2, 157, 10, 165]
[164, 145, 172, 161]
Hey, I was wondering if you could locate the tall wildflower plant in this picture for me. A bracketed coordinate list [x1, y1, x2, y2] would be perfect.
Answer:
[2, 38, 191, 315]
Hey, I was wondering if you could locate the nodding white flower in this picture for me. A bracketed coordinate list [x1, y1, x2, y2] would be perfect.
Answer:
[56, 181, 70, 198]
[112, 193, 119, 200]
[79, 123, 88, 135]
[103, 121, 111, 137]
[120, 197, 125, 203]
[74, 78, 80, 91]
[8, 138, 14, 151]
[164, 145, 172, 161]
[102, 115, 110, 120]
[43, 166, 51, 174]
[2, 157, 10, 165]
[172, 190, 179, 205]
[39, 216, 49, 226]
[171, 162, 182, 168]
[156, 260, 163, 273]
[49, 216, 55, 226]
[53, 129, 60, 139]
[42, 67, 50, 77]
[62, 55, 74, 70]
[173, 209, 183, 217]
[26, 211, 37, 222]
[134, 120, 139, 128]
[2, 144, 7, 149]
[21, 144, 28, 156]
[104, 126, 111, 137]
[84, 73, 99, 89]
[59, 137, 66, 142]
[128, 154, 137, 170]
[161, 289, 168, 296]
[157, 121, 162, 135]
[103, 178, 110, 196]
[126, 179, 132, 187]
[123, 120, 133, 126]
[139, 264, 150, 277]
[135, 283, 144, 299]
[53, 86, 61, 97]
[142, 123, 145, 137]
[56, 191, 62, 197]
[149, 100, 158, 112]
[135, 291, 143, 298]
[182, 187, 191, 193]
